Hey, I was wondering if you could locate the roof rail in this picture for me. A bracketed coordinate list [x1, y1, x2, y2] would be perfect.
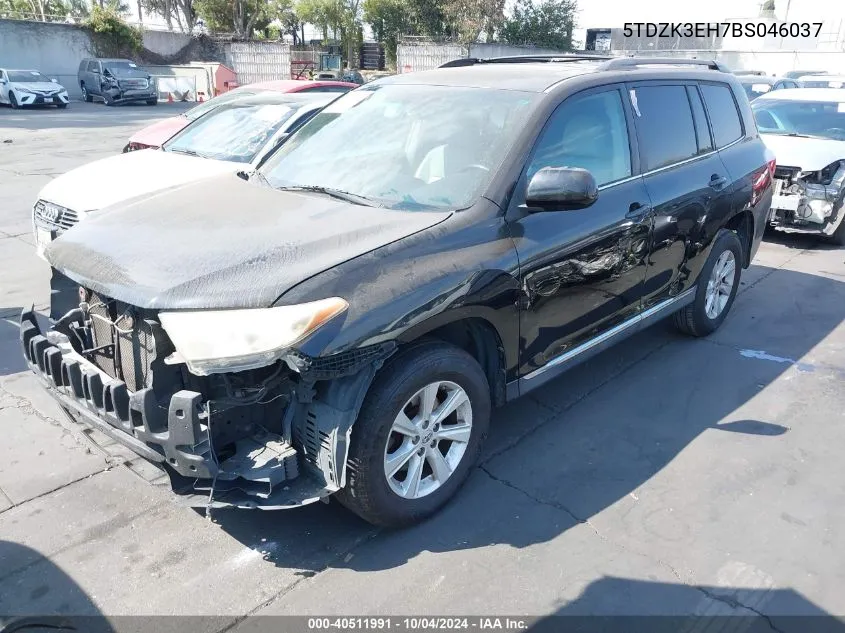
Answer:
[601, 57, 731, 72]
[439, 54, 613, 68]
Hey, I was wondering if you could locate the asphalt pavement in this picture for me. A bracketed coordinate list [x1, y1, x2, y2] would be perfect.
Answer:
[1, 100, 844, 628]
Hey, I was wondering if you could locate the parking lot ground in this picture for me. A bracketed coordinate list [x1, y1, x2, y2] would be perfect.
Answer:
[1, 104, 845, 626]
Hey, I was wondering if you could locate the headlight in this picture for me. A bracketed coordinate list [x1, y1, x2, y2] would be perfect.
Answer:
[16, 87, 35, 94]
[159, 297, 348, 375]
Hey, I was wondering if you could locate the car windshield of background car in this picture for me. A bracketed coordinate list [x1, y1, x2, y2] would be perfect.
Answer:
[163, 102, 297, 163]
[261, 84, 538, 211]
[753, 99, 845, 141]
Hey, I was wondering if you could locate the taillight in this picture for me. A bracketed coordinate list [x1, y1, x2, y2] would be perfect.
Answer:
[751, 160, 774, 206]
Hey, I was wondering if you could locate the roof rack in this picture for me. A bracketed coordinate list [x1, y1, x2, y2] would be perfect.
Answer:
[601, 57, 731, 72]
[439, 54, 613, 68]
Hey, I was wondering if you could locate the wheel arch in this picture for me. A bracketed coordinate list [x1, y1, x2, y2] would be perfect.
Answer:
[724, 209, 755, 268]
[396, 310, 508, 408]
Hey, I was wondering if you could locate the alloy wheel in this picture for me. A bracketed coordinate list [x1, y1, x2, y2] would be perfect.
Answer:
[383, 380, 473, 499]
[705, 250, 737, 319]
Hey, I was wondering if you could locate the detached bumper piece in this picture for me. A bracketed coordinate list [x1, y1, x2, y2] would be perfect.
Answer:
[19, 308, 325, 509]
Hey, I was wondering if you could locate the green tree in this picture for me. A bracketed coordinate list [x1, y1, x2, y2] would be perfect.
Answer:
[139, 0, 195, 32]
[194, 0, 270, 36]
[85, 4, 142, 55]
[441, 0, 504, 44]
[363, 0, 408, 65]
[499, 0, 576, 50]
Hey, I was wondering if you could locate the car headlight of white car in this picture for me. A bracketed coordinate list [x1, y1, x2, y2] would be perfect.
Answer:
[15, 87, 35, 94]
[159, 297, 349, 375]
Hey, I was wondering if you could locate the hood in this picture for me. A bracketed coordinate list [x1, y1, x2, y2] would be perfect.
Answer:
[45, 174, 452, 310]
[38, 150, 238, 213]
[14, 81, 64, 92]
[761, 133, 845, 171]
[128, 115, 190, 147]
[107, 67, 149, 79]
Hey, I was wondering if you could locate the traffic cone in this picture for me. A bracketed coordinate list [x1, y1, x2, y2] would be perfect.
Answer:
[167, 92, 173, 103]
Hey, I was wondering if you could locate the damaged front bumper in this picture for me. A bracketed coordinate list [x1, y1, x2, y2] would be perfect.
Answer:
[20, 307, 391, 510]
[769, 163, 845, 235]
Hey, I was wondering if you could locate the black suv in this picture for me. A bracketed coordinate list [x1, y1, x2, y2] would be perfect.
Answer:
[23, 57, 773, 527]
[77, 58, 157, 106]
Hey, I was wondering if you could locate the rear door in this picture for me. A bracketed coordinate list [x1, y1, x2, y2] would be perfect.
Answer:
[629, 82, 734, 306]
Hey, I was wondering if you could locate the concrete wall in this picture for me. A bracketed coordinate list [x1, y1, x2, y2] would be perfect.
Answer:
[141, 29, 193, 57]
[0, 19, 92, 97]
[0, 18, 215, 98]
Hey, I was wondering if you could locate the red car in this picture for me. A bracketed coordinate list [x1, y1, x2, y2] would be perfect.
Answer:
[123, 80, 359, 152]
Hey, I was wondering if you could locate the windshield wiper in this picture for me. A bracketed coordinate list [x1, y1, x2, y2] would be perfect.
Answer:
[776, 132, 830, 140]
[276, 185, 381, 207]
[168, 147, 209, 158]
[237, 170, 272, 187]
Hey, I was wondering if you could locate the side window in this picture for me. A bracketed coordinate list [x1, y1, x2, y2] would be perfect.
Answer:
[88, 61, 99, 72]
[686, 86, 714, 154]
[630, 85, 698, 171]
[700, 84, 744, 148]
[527, 89, 632, 187]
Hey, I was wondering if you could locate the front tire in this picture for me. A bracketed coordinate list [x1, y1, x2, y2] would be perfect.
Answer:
[146, 98, 157, 106]
[9, 92, 20, 109]
[337, 342, 491, 527]
[674, 229, 743, 337]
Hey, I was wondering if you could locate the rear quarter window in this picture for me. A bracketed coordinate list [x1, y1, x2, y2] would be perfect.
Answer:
[700, 84, 744, 148]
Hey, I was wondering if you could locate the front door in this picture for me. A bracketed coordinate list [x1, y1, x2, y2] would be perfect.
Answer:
[508, 86, 653, 379]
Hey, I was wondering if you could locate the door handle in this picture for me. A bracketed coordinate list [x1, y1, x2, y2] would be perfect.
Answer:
[709, 175, 729, 190]
[626, 202, 652, 219]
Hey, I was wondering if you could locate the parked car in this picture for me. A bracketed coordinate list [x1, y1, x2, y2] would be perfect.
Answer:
[798, 74, 845, 89]
[33, 92, 334, 259]
[734, 69, 767, 76]
[738, 75, 800, 101]
[22, 57, 772, 527]
[784, 70, 826, 80]
[124, 80, 358, 152]
[340, 69, 366, 85]
[752, 88, 845, 243]
[77, 58, 158, 106]
[0, 68, 69, 108]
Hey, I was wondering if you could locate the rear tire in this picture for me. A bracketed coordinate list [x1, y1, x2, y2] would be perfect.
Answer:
[336, 341, 490, 527]
[674, 229, 743, 337]
[81, 85, 92, 102]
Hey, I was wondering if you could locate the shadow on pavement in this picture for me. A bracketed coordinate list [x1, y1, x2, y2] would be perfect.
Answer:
[0, 541, 113, 632]
[525, 576, 845, 633]
[0, 309, 28, 377]
[210, 263, 845, 575]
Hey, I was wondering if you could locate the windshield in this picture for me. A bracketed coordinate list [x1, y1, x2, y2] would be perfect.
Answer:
[741, 81, 772, 100]
[261, 85, 538, 210]
[184, 90, 256, 121]
[104, 61, 143, 76]
[8, 70, 49, 82]
[164, 101, 297, 163]
[753, 99, 845, 141]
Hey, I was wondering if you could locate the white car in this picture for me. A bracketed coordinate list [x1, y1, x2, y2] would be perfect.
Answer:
[0, 68, 69, 108]
[797, 74, 845, 89]
[751, 88, 845, 244]
[33, 92, 333, 258]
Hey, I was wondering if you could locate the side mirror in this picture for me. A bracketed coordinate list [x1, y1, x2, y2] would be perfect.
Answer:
[0, 79, 6, 85]
[526, 167, 599, 210]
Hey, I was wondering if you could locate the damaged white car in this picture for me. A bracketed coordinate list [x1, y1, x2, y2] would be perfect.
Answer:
[752, 88, 845, 244]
